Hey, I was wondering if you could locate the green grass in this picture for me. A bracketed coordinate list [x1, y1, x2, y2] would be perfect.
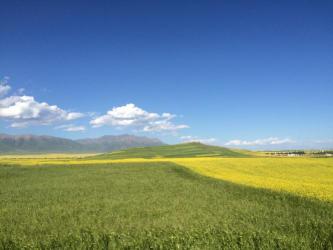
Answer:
[94, 142, 250, 159]
[1, 162, 332, 249]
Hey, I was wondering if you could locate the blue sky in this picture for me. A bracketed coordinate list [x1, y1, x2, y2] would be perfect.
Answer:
[1, 0, 332, 149]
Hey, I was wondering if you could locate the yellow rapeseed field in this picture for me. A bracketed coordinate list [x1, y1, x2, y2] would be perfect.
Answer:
[172, 158, 333, 202]
[1, 155, 332, 201]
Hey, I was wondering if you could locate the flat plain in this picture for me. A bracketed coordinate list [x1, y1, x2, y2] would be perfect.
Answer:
[1, 143, 333, 249]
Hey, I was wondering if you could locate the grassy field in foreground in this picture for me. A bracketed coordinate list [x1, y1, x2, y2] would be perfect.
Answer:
[1, 155, 333, 202]
[1, 162, 333, 249]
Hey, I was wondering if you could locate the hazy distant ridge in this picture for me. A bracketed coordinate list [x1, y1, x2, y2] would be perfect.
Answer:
[0, 134, 164, 153]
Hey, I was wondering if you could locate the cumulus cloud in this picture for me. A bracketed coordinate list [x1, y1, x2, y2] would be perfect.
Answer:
[0, 81, 85, 129]
[225, 137, 295, 146]
[0, 95, 84, 128]
[143, 122, 189, 132]
[0, 77, 85, 128]
[0, 77, 11, 97]
[55, 124, 86, 132]
[90, 103, 189, 132]
[181, 135, 217, 145]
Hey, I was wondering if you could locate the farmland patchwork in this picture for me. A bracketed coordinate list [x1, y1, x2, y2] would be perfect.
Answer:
[0, 145, 333, 249]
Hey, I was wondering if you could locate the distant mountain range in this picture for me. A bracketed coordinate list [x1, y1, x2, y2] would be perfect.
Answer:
[0, 134, 164, 153]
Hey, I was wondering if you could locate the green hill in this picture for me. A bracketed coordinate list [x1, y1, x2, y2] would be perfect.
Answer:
[93, 142, 250, 159]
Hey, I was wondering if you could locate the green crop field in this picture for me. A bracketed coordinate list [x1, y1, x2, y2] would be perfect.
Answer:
[93, 142, 252, 159]
[1, 143, 333, 249]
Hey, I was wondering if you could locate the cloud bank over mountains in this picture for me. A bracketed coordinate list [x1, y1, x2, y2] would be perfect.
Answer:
[2, 77, 331, 149]
[55, 124, 86, 132]
[0, 78, 189, 135]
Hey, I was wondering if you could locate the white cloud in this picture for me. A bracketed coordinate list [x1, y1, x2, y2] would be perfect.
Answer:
[90, 103, 189, 132]
[181, 135, 217, 145]
[0, 77, 84, 128]
[0, 95, 84, 128]
[225, 137, 295, 146]
[0, 77, 11, 97]
[55, 124, 86, 132]
[143, 122, 189, 132]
